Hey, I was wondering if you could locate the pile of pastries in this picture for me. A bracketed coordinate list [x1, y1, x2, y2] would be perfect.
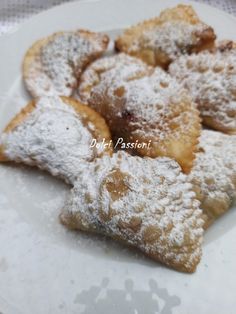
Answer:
[1, 4, 236, 273]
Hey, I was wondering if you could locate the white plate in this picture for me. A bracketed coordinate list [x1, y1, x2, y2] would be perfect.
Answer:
[1, 0, 236, 313]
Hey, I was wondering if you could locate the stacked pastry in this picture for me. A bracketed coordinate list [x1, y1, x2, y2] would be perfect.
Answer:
[1, 4, 236, 273]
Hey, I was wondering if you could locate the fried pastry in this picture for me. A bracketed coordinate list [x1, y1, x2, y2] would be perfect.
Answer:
[169, 41, 236, 134]
[0, 96, 112, 184]
[189, 130, 236, 228]
[78, 54, 201, 173]
[115, 5, 216, 68]
[77, 53, 151, 104]
[23, 30, 109, 97]
[60, 151, 204, 273]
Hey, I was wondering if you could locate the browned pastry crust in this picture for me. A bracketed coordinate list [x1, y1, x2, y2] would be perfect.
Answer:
[169, 41, 236, 134]
[60, 151, 204, 273]
[189, 130, 236, 228]
[0, 96, 113, 184]
[0, 101, 36, 161]
[115, 4, 216, 68]
[77, 53, 201, 173]
[23, 30, 109, 97]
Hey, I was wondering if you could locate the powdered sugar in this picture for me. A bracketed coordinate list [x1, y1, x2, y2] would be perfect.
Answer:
[189, 129, 236, 226]
[0, 96, 101, 184]
[24, 31, 109, 97]
[79, 54, 196, 139]
[115, 5, 216, 68]
[130, 21, 208, 60]
[77, 53, 151, 103]
[61, 151, 204, 272]
[169, 47, 236, 132]
[114, 68, 189, 138]
[78, 53, 200, 172]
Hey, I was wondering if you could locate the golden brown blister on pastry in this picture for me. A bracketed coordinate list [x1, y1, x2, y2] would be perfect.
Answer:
[78, 54, 201, 173]
[189, 130, 236, 228]
[169, 41, 236, 134]
[0, 96, 112, 184]
[115, 4, 216, 68]
[60, 151, 204, 273]
[23, 30, 109, 97]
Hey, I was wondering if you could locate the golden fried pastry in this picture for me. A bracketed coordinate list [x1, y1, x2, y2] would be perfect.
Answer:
[169, 41, 236, 134]
[115, 5, 216, 68]
[78, 54, 201, 173]
[60, 151, 204, 273]
[77, 53, 151, 104]
[0, 96, 112, 184]
[23, 30, 109, 97]
[189, 130, 236, 228]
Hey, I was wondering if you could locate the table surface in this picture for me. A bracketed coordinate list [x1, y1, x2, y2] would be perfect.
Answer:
[0, 0, 236, 36]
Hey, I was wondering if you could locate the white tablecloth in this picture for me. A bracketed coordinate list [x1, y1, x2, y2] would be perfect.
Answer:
[0, 0, 236, 35]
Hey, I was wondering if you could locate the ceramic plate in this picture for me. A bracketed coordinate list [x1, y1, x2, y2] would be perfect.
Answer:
[0, 0, 236, 313]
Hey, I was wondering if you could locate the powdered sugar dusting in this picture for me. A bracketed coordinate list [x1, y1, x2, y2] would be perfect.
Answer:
[77, 53, 151, 103]
[61, 151, 204, 272]
[130, 21, 208, 60]
[25, 31, 108, 97]
[79, 53, 196, 139]
[0, 96, 102, 184]
[189, 129, 236, 226]
[115, 68, 191, 139]
[169, 47, 236, 132]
